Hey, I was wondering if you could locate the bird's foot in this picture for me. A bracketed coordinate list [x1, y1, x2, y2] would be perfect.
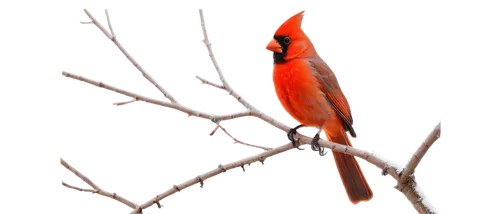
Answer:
[310, 134, 327, 156]
[287, 125, 305, 150]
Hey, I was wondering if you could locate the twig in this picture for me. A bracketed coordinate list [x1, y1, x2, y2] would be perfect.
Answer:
[62, 182, 97, 193]
[113, 99, 137, 107]
[61, 158, 138, 209]
[196, 76, 225, 90]
[228, 136, 274, 151]
[154, 197, 163, 210]
[209, 124, 273, 151]
[197, 8, 258, 108]
[400, 122, 441, 180]
[83, 9, 177, 103]
[208, 124, 222, 137]
[103, 8, 116, 37]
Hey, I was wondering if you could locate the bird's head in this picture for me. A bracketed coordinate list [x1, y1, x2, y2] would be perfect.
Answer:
[266, 11, 316, 64]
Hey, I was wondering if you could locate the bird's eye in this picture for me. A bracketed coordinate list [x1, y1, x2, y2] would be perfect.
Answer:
[284, 37, 291, 44]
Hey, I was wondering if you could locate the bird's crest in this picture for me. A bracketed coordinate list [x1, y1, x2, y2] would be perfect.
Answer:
[274, 11, 305, 37]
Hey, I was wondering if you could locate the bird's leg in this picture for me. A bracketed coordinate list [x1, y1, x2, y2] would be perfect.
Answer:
[287, 124, 305, 150]
[311, 124, 327, 156]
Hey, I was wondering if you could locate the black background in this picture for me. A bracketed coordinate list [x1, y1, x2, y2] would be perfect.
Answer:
[52, 0, 453, 213]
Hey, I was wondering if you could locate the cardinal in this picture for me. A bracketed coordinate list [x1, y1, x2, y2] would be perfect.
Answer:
[266, 11, 373, 204]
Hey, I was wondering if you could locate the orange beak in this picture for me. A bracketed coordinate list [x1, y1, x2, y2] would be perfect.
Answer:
[266, 39, 282, 53]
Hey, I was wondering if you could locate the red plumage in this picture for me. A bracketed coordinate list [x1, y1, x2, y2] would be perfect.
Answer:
[266, 11, 373, 204]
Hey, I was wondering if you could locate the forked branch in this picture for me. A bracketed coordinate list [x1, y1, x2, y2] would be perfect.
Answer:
[83, 9, 176, 103]
[62, 124, 440, 214]
[61, 158, 138, 209]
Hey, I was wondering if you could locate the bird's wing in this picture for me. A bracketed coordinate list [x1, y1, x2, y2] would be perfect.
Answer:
[309, 57, 356, 137]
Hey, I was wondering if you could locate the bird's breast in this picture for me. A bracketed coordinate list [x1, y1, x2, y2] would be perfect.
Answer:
[272, 59, 336, 128]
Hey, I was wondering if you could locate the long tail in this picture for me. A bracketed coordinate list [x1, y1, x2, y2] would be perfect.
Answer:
[326, 129, 373, 204]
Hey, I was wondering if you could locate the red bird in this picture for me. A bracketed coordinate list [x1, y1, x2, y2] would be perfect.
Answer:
[266, 11, 373, 204]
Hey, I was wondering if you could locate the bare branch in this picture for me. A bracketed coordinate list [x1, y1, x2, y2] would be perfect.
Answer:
[215, 124, 272, 150]
[113, 97, 138, 106]
[196, 76, 225, 90]
[105, 9, 115, 37]
[61, 119, 440, 214]
[389, 174, 439, 214]
[129, 143, 292, 214]
[401, 122, 441, 179]
[312, 123, 440, 214]
[61, 158, 138, 209]
[62, 71, 251, 122]
[83, 9, 177, 103]
[197, 8, 258, 111]
[62, 123, 439, 213]
[318, 121, 443, 214]
[61, 158, 100, 190]
[315, 128, 439, 214]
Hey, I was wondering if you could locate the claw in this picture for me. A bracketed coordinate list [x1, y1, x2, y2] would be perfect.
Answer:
[287, 125, 305, 150]
[311, 133, 327, 156]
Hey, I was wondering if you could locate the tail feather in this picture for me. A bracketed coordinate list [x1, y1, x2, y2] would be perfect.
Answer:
[327, 130, 373, 204]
